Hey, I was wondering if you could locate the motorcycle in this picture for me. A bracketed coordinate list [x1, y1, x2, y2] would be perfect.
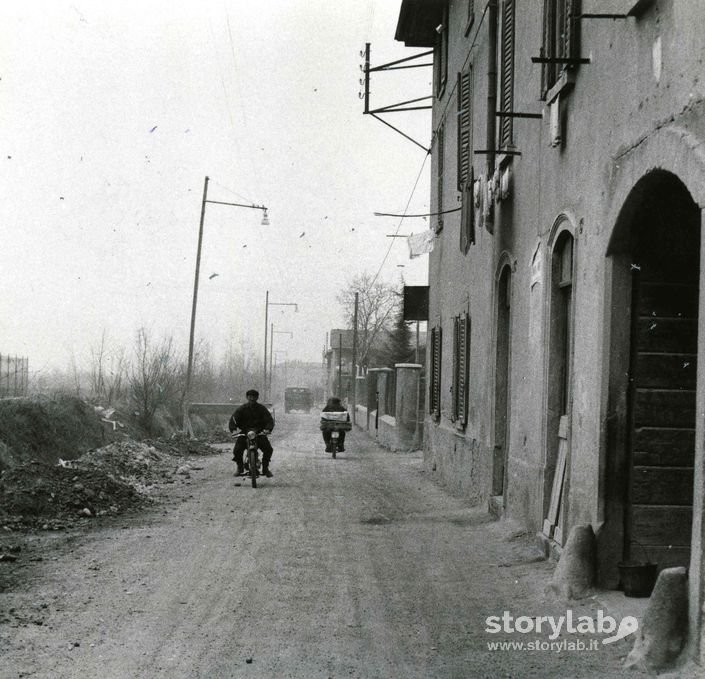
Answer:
[234, 429, 268, 488]
[320, 411, 351, 459]
[329, 429, 342, 459]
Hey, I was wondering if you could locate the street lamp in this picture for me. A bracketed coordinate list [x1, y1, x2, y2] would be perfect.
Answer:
[183, 175, 268, 435]
[263, 291, 298, 402]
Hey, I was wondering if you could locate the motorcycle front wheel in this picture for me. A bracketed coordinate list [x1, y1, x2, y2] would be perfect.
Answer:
[248, 448, 258, 488]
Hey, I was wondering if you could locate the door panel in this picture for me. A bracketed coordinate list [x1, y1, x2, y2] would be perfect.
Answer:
[628, 275, 697, 565]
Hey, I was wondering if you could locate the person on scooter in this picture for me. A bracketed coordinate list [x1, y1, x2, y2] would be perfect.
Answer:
[320, 396, 349, 452]
[228, 389, 275, 477]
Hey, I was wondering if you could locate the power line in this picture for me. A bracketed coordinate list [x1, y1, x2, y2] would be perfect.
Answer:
[369, 151, 429, 290]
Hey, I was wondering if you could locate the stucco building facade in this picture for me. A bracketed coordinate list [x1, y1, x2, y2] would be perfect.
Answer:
[393, 0, 705, 664]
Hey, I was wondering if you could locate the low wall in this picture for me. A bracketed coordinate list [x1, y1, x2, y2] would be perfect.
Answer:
[354, 364, 424, 452]
[355, 405, 420, 452]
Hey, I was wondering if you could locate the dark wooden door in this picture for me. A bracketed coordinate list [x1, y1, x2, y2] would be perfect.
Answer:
[627, 222, 698, 567]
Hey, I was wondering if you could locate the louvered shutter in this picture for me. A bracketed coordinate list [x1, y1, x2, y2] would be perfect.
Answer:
[452, 316, 459, 421]
[457, 68, 472, 190]
[436, 123, 445, 232]
[564, 0, 580, 63]
[498, 0, 515, 150]
[457, 314, 470, 425]
[429, 325, 442, 416]
[460, 167, 474, 253]
[452, 313, 470, 424]
[542, 0, 581, 96]
[540, 0, 551, 96]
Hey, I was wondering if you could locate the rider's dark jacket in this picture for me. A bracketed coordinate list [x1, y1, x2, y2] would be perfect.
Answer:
[228, 402, 275, 433]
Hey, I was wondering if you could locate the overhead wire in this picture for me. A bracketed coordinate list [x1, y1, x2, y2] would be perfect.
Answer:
[368, 151, 429, 290]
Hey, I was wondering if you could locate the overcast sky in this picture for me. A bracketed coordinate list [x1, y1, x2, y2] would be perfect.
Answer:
[0, 0, 431, 376]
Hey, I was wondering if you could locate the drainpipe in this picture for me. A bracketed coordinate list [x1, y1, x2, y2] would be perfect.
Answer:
[486, 0, 498, 232]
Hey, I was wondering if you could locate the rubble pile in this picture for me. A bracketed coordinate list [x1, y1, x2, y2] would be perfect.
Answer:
[146, 432, 223, 457]
[0, 438, 219, 531]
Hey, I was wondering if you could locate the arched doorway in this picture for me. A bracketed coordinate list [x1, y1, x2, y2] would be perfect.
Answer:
[543, 227, 575, 545]
[605, 170, 700, 583]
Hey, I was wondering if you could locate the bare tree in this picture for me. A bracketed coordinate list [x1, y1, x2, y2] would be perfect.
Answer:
[336, 272, 398, 366]
[129, 328, 182, 434]
[104, 346, 128, 406]
[88, 330, 129, 405]
[89, 330, 108, 400]
[68, 350, 82, 396]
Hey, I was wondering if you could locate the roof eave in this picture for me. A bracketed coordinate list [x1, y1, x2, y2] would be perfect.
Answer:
[395, 0, 446, 48]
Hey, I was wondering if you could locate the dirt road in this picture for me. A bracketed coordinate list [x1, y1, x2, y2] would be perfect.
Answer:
[1, 414, 649, 678]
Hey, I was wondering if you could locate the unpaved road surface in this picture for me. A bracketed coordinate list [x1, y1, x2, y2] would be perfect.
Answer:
[2, 414, 650, 678]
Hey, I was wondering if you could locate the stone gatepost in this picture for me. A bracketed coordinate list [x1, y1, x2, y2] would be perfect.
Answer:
[395, 363, 423, 450]
[367, 369, 381, 431]
[375, 368, 394, 417]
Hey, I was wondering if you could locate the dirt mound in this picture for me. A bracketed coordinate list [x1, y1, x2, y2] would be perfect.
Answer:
[0, 395, 105, 470]
[0, 438, 220, 530]
[145, 433, 224, 457]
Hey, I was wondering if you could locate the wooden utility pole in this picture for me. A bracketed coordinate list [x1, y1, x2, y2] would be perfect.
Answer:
[263, 290, 269, 398]
[183, 175, 210, 436]
[338, 332, 343, 398]
[351, 292, 359, 424]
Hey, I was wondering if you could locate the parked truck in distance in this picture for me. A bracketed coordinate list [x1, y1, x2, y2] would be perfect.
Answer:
[284, 387, 313, 413]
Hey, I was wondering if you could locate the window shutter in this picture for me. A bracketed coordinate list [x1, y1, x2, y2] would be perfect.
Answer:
[430, 325, 442, 416]
[458, 314, 470, 425]
[541, 0, 582, 97]
[452, 316, 459, 421]
[564, 0, 580, 62]
[436, 123, 445, 232]
[541, 0, 552, 96]
[499, 0, 516, 150]
[457, 68, 473, 191]
[460, 167, 475, 253]
[452, 313, 470, 424]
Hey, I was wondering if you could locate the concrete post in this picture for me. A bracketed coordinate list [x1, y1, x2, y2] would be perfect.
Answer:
[375, 368, 393, 417]
[395, 363, 422, 451]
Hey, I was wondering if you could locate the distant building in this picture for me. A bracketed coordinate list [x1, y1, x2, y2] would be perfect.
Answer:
[394, 0, 705, 664]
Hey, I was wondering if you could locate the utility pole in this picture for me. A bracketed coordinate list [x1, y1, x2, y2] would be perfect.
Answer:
[263, 294, 298, 402]
[338, 332, 343, 399]
[269, 322, 274, 397]
[183, 175, 210, 436]
[263, 290, 269, 398]
[183, 176, 268, 435]
[351, 292, 359, 424]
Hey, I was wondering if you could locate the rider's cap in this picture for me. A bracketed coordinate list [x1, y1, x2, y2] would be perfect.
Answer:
[246, 389, 259, 398]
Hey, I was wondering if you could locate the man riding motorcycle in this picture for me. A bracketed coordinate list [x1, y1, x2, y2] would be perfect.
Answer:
[228, 389, 275, 477]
